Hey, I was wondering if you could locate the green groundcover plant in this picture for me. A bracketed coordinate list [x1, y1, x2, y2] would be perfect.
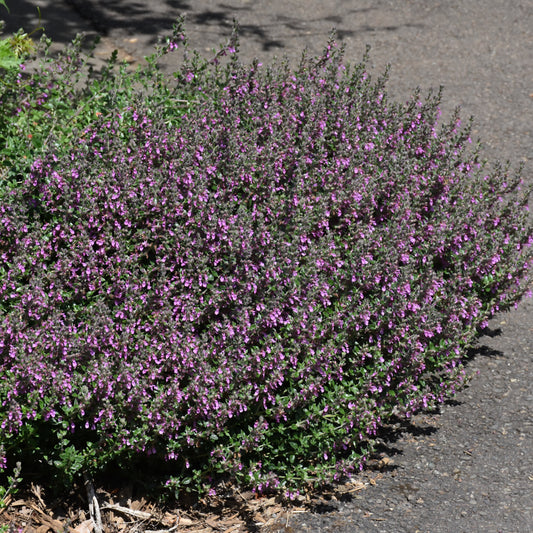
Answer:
[0, 16, 531, 500]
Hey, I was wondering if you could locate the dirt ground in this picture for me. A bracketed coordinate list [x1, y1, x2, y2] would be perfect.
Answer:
[1, 1, 532, 532]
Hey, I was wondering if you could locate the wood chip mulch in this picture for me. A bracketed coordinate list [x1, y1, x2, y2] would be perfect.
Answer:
[0, 458, 394, 533]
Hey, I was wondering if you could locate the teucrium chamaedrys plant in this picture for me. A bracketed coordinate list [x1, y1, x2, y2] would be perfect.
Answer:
[0, 23, 531, 498]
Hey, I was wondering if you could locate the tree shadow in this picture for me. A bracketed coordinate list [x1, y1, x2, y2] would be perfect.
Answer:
[67, 0, 191, 36]
[1, 0, 92, 43]
[2, 0, 425, 57]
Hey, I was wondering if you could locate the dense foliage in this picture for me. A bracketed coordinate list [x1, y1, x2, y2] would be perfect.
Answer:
[0, 19, 531, 498]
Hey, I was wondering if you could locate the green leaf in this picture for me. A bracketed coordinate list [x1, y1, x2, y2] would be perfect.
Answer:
[0, 39, 19, 69]
[0, 1, 9, 13]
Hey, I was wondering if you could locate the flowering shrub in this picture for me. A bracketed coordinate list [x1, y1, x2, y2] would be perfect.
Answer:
[0, 16, 193, 193]
[0, 22, 531, 498]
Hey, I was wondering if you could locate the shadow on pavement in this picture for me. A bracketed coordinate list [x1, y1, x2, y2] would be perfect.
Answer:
[1, 0, 93, 44]
[3, 0, 426, 59]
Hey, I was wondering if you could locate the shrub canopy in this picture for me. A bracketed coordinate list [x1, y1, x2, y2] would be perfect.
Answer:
[0, 25, 531, 497]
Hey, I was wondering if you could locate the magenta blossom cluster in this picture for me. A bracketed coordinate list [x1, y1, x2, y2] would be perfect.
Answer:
[0, 38, 531, 495]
